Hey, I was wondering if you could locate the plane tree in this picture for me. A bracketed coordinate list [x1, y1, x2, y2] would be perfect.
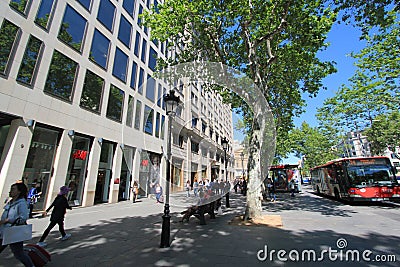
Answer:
[143, 0, 336, 219]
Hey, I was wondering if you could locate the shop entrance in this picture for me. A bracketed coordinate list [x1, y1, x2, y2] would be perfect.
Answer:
[94, 169, 111, 203]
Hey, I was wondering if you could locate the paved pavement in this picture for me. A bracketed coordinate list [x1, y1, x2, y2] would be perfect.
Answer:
[1, 186, 400, 266]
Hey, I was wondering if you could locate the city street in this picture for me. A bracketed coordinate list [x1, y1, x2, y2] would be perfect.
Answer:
[1, 186, 399, 267]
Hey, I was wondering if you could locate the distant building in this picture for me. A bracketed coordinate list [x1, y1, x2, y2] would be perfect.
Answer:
[337, 131, 372, 158]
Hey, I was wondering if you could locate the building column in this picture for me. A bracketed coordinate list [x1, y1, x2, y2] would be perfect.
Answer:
[206, 149, 211, 181]
[0, 119, 32, 211]
[185, 136, 191, 184]
[45, 130, 73, 209]
[82, 138, 102, 207]
[109, 144, 123, 203]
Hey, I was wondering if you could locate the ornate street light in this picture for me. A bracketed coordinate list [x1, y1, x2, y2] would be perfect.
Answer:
[221, 137, 230, 208]
[160, 90, 180, 248]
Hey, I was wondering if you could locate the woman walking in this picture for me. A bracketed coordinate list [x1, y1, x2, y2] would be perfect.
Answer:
[37, 186, 72, 247]
[0, 183, 34, 267]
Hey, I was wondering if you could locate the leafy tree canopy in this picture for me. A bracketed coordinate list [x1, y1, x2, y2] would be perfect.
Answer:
[288, 122, 337, 170]
[143, 0, 337, 159]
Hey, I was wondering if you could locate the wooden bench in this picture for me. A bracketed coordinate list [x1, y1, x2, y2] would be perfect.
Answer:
[180, 198, 222, 225]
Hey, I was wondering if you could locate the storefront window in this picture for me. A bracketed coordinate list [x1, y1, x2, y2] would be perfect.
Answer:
[65, 135, 91, 206]
[23, 126, 60, 211]
[0, 125, 10, 161]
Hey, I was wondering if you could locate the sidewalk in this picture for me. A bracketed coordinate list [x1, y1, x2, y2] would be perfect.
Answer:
[2, 187, 395, 267]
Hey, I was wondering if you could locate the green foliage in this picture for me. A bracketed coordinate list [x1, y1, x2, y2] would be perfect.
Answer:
[143, 0, 337, 159]
[289, 122, 337, 169]
[0, 20, 19, 74]
[333, 0, 399, 38]
[364, 111, 400, 155]
[317, 18, 399, 136]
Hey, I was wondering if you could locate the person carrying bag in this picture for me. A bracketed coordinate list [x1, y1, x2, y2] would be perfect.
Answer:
[0, 183, 34, 267]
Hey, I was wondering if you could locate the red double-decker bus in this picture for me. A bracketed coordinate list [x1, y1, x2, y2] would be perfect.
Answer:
[311, 156, 400, 202]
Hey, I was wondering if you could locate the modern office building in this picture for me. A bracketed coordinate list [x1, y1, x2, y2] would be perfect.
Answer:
[0, 0, 233, 212]
[336, 131, 371, 158]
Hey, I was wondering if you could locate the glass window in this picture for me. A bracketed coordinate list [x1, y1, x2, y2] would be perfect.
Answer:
[76, 0, 91, 11]
[141, 39, 147, 63]
[146, 0, 151, 9]
[134, 100, 142, 130]
[9, 0, 30, 15]
[89, 29, 110, 69]
[143, 105, 154, 135]
[160, 115, 165, 139]
[106, 84, 125, 122]
[126, 95, 134, 127]
[65, 135, 91, 206]
[44, 50, 78, 102]
[137, 4, 143, 26]
[138, 67, 144, 94]
[130, 62, 137, 90]
[16, 35, 43, 85]
[148, 46, 157, 71]
[0, 20, 20, 75]
[97, 0, 115, 32]
[134, 32, 140, 57]
[112, 48, 128, 82]
[118, 15, 132, 48]
[35, 0, 56, 29]
[155, 112, 160, 138]
[157, 84, 162, 107]
[145, 74, 155, 102]
[58, 5, 87, 52]
[24, 126, 59, 211]
[123, 0, 135, 17]
[80, 70, 104, 113]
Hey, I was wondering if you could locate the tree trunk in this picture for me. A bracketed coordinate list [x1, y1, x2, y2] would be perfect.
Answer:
[243, 127, 262, 220]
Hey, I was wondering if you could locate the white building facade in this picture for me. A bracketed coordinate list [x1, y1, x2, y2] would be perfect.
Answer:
[0, 0, 233, 211]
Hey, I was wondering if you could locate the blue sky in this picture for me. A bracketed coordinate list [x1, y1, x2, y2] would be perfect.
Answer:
[233, 21, 366, 163]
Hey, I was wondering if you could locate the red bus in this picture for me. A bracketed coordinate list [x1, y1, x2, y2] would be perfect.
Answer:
[311, 156, 400, 202]
[268, 164, 300, 192]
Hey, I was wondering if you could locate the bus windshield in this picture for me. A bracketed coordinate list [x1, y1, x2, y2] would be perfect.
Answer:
[347, 164, 396, 187]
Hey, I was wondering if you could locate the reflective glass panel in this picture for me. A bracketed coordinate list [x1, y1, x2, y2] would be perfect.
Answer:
[44, 50, 78, 101]
[58, 5, 87, 52]
[80, 70, 104, 113]
[0, 20, 19, 75]
[106, 84, 125, 122]
[97, 0, 115, 32]
[35, 0, 56, 29]
[112, 47, 128, 82]
[89, 29, 110, 69]
[17, 35, 43, 85]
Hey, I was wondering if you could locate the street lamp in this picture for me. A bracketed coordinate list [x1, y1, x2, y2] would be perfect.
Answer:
[221, 137, 230, 208]
[240, 152, 244, 179]
[160, 90, 180, 248]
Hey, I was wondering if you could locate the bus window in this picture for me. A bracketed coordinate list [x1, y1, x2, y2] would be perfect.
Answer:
[347, 165, 394, 186]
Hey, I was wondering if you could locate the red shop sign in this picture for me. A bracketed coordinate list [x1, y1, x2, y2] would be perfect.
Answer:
[72, 150, 88, 160]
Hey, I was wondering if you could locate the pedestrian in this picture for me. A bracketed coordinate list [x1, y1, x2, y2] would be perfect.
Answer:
[0, 183, 34, 267]
[193, 179, 199, 197]
[27, 182, 41, 218]
[267, 178, 276, 201]
[132, 181, 139, 203]
[37, 186, 72, 247]
[242, 179, 247, 195]
[185, 180, 191, 197]
[155, 183, 163, 203]
[289, 179, 296, 197]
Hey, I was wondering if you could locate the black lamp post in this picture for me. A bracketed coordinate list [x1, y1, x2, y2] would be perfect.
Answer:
[240, 152, 244, 179]
[221, 137, 230, 208]
[160, 90, 180, 248]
